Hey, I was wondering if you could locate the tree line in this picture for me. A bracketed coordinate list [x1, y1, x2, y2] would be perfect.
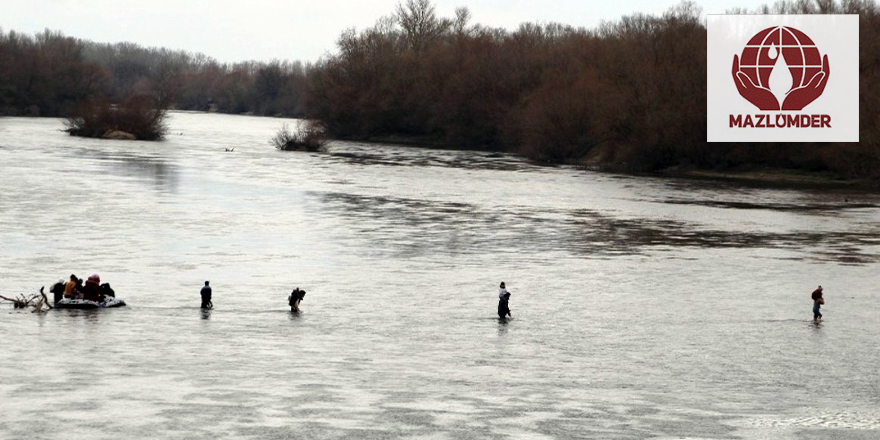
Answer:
[0, 29, 312, 118]
[1, 0, 879, 178]
[309, 0, 880, 177]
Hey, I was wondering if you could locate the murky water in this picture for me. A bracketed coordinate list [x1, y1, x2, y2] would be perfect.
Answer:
[1, 112, 879, 439]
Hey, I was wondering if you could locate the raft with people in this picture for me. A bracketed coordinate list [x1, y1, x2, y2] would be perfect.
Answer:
[50, 274, 127, 309]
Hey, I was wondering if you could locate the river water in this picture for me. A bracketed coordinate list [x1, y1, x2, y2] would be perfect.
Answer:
[1, 112, 879, 439]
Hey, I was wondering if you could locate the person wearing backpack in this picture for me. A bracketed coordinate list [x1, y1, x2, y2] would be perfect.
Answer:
[811, 285, 824, 322]
[288, 287, 306, 312]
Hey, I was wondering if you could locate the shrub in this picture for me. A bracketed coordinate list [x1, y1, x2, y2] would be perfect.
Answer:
[64, 94, 167, 140]
[271, 121, 327, 151]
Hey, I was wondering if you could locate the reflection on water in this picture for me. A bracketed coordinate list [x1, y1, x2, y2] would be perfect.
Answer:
[326, 142, 532, 171]
[497, 318, 511, 336]
[314, 191, 880, 264]
[1, 113, 879, 440]
[95, 153, 178, 193]
[664, 198, 878, 213]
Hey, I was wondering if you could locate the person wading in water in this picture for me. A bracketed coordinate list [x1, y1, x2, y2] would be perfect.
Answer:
[498, 282, 512, 319]
[811, 285, 824, 322]
[288, 287, 306, 312]
[200, 281, 213, 309]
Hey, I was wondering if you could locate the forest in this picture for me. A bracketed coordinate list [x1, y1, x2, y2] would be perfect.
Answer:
[1, 0, 879, 179]
[0, 29, 311, 118]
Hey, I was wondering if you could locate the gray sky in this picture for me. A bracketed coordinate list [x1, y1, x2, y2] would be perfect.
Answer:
[1, 0, 771, 63]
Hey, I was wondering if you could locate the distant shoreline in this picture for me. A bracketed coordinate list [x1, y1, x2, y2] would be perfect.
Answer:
[343, 132, 880, 191]
[651, 167, 880, 191]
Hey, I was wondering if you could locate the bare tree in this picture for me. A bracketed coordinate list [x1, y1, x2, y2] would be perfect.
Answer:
[396, 0, 450, 51]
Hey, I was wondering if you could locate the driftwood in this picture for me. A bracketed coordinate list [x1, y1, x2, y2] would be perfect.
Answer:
[0, 287, 53, 312]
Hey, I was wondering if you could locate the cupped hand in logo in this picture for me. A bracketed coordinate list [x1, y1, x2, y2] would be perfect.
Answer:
[732, 54, 779, 111]
[782, 54, 829, 111]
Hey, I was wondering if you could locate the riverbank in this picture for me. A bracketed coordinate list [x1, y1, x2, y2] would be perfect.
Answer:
[352, 133, 880, 191]
[653, 166, 880, 191]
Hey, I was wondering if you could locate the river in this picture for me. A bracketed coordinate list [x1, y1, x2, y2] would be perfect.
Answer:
[1, 112, 879, 439]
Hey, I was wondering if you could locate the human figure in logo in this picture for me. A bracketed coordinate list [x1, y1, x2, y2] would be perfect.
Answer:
[811, 285, 824, 322]
[200, 281, 213, 309]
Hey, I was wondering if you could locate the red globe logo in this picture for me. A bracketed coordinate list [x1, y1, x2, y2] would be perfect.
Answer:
[732, 26, 830, 111]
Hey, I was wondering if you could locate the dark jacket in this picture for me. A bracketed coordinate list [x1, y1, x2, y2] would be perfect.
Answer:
[498, 296, 511, 318]
[288, 289, 305, 306]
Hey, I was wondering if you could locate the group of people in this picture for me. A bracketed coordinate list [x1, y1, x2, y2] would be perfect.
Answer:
[198, 281, 306, 312]
[195, 281, 824, 322]
[499, 282, 828, 322]
[50, 274, 115, 304]
[499, 282, 827, 322]
[197, 282, 510, 316]
[198, 281, 507, 316]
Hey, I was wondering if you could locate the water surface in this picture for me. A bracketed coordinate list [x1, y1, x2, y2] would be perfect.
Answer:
[1, 113, 879, 439]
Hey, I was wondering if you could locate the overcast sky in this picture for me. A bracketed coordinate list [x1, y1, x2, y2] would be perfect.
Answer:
[2, 0, 772, 63]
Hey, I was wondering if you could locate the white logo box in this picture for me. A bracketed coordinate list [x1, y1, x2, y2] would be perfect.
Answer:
[707, 14, 859, 142]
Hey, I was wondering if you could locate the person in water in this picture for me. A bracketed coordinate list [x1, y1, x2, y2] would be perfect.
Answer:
[498, 292, 512, 318]
[498, 282, 512, 318]
[200, 281, 213, 309]
[498, 282, 509, 299]
[811, 285, 824, 322]
[100, 283, 115, 302]
[50, 279, 65, 304]
[288, 287, 306, 312]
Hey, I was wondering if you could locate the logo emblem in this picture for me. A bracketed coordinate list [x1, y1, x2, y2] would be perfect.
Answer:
[732, 26, 829, 111]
